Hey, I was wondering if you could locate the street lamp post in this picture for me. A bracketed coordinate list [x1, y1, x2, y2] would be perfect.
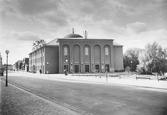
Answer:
[5, 50, 9, 87]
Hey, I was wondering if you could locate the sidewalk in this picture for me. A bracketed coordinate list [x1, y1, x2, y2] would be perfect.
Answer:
[0, 78, 82, 115]
[11, 72, 167, 90]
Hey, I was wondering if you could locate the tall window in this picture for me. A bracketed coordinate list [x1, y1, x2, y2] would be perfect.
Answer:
[64, 47, 68, 56]
[85, 47, 89, 56]
[105, 47, 109, 55]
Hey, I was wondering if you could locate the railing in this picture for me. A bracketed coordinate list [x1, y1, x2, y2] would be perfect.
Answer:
[72, 72, 120, 78]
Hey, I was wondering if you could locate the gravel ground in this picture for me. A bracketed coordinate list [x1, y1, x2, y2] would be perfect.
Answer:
[0, 81, 80, 115]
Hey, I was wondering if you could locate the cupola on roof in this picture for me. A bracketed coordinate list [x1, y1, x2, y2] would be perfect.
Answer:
[64, 33, 83, 39]
[63, 28, 83, 39]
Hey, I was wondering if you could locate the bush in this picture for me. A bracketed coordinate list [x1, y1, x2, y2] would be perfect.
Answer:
[139, 71, 152, 75]
[125, 66, 130, 73]
[114, 70, 118, 72]
[114, 69, 125, 72]
[118, 69, 125, 72]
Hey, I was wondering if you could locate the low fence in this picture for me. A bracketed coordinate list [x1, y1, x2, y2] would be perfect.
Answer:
[135, 72, 167, 81]
[71, 72, 167, 82]
[72, 72, 121, 78]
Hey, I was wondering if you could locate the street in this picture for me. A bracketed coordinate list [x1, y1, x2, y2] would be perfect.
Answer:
[1, 73, 167, 115]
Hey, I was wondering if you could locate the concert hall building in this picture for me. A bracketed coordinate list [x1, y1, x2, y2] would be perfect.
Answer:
[29, 31, 123, 74]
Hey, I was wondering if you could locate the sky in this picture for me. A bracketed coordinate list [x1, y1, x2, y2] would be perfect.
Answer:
[0, 0, 167, 64]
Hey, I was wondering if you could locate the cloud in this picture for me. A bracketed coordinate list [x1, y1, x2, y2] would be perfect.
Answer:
[1, 0, 138, 29]
[38, 10, 69, 28]
[126, 22, 149, 34]
[2, 31, 41, 41]
[141, 29, 167, 47]
[17, 31, 42, 41]
[60, 0, 137, 21]
[1, 0, 167, 51]
[114, 26, 167, 52]
[2, 0, 59, 15]
[17, 42, 32, 52]
[1, 0, 68, 27]
[1, 0, 166, 26]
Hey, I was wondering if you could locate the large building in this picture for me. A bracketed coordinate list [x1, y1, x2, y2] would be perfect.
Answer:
[29, 31, 123, 74]
[29, 39, 59, 74]
[22, 58, 29, 72]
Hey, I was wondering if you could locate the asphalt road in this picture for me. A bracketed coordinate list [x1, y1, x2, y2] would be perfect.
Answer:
[1, 74, 167, 115]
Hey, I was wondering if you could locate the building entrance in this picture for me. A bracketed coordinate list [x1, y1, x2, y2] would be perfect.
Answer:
[33, 65, 36, 73]
[95, 65, 100, 72]
[74, 65, 79, 73]
[85, 65, 89, 73]
[105, 64, 109, 72]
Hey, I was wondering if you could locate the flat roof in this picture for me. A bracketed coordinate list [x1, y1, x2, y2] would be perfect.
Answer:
[57, 38, 114, 41]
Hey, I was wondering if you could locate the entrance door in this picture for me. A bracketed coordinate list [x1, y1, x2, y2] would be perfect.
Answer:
[85, 65, 89, 73]
[105, 64, 109, 72]
[33, 65, 36, 73]
[64, 65, 69, 72]
[74, 65, 79, 73]
[95, 65, 100, 72]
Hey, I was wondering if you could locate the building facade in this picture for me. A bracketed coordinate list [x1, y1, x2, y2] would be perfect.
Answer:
[29, 32, 123, 74]
[29, 39, 59, 74]
[58, 33, 123, 73]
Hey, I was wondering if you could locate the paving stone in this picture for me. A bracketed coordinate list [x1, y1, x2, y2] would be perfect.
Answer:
[1, 81, 80, 115]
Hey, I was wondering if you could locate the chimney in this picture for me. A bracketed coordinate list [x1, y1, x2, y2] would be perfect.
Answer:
[84, 30, 88, 39]
[72, 28, 74, 34]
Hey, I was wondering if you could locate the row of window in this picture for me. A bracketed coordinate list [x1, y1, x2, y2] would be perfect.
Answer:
[29, 57, 44, 66]
[64, 47, 109, 56]
[29, 53, 44, 60]
[29, 49, 44, 60]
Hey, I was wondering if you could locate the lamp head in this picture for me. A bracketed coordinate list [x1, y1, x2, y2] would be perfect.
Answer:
[5, 50, 9, 54]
